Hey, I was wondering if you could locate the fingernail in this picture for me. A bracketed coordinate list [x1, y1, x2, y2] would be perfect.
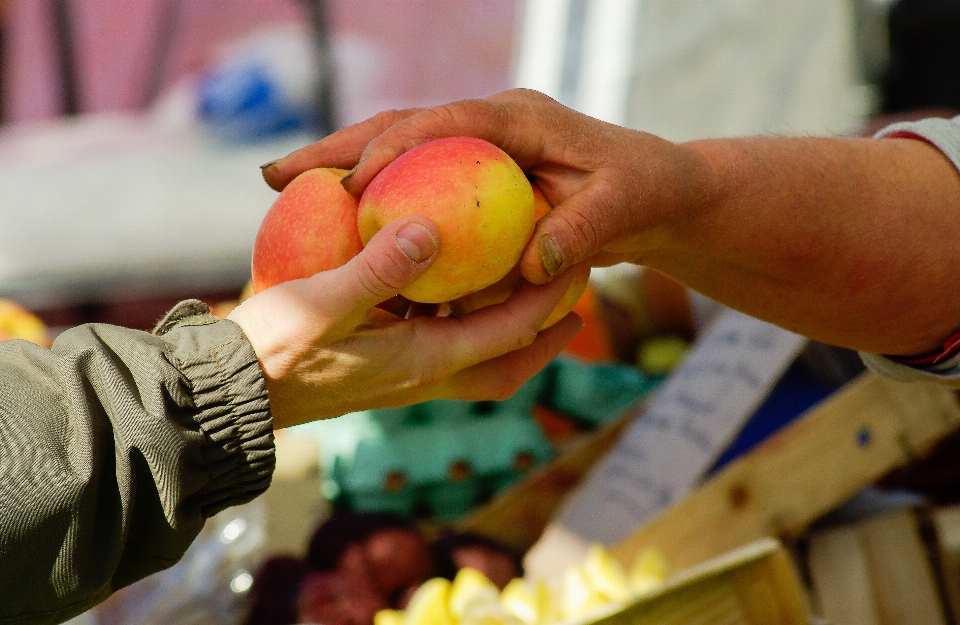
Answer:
[340, 157, 367, 188]
[396, 223, 438, 262]
[259, 159, 280, 171]
[539, 234, 564, 276]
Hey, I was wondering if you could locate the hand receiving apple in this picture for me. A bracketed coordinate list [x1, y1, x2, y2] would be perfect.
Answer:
[228, 216, 582, 429]
[260, 89, 711, 286]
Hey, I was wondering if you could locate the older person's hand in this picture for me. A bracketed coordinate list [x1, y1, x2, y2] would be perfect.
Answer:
[228, 215, 582, 429]
[261, 89, 706, 285]
[261, 89, 960, 356]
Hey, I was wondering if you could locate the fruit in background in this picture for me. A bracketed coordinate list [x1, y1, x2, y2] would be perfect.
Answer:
[0, 300, 49, 346]
[500, 577, 555, 624]
[562, 285, 616, 362]
[358, 137, 536, 303]
[581, 543, 631, 603]
[251, 167, 364, 293]
[630, 548, 672, 595]
[239, 280, 256, 301]
[376, 546, 671, 624]
[637, 335, 690, 377]
[373, 610, 403, 625]
[449, 184, 590, 329]
[401, 577, 455, 625]
[211, 280, 257, 319]
[449, 568, 501, 619]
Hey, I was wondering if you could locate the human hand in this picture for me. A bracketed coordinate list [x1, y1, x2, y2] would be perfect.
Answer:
[261, 89, 712, 285]
[228, 216, 582, 429]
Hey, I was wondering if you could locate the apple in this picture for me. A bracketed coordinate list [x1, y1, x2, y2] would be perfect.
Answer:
[449, 184, 591, 329]
[251, 167, 365, 293]
[357, 137, 536, 303]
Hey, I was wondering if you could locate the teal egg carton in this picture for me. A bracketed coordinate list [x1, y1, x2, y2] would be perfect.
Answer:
[291, 356, 663, 519]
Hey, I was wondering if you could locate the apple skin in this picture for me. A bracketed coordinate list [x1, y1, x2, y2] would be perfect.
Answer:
[357, 137, 536, 303]
[252, 167, 365, 293]
[449, 185, 591, 329]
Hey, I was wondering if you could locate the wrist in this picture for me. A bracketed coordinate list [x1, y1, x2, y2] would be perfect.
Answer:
[643, 138, 726, 259]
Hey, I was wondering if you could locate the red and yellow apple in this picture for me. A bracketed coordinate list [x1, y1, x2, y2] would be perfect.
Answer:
[251, 167, 364, 293]
[357, 137, 536, 303]
[449, 184, 591, 329]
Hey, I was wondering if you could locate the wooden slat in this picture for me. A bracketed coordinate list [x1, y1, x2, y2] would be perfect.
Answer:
[613, 374, 960, 570]
[588, 539, 808, 625]
[859, 508, 948, 625]
[458, 414, 634, 553]
[929, 504, 960, 623]
[807, 524, 882, 625]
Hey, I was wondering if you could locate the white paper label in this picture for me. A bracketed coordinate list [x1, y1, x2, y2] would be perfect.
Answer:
[555, 308, 807, 545]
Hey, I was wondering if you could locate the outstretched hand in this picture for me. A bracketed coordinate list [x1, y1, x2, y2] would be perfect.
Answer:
[261, 89, 711, 286]
[259, 90, 960, 358]
[228, 215, 582, 429]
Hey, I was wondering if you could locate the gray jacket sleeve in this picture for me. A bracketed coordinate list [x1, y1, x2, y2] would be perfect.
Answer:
[0, 300, 275, 625]
[859, 115, 960, 386]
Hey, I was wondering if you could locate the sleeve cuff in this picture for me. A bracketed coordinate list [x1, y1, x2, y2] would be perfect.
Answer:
[156, 300, 276, 517]
[874, 115, 960, 174]
[863, 115, 960, 387]
[860, 350, 960, 388]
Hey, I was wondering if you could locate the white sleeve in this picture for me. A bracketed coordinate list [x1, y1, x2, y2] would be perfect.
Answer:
[858, 115, 960, 385]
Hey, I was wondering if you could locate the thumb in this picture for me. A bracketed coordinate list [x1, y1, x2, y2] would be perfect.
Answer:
[518, 190, 607, 284]
[330, 217, 441, 311]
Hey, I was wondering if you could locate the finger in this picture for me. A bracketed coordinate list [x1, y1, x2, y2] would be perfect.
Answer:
[318, 217, 440, 315]
[261, 108, 424, 191]
[340, 89, 563, 197]
[413, 267, 578, 377]
[444, 312, 583, 401]
[518, 186, 630, 284]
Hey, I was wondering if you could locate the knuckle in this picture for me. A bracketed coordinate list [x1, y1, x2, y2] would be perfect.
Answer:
[415, 103, 467, 135]
[356, 253, 407, 300]
[404, 325, 452, 387]
[356, 270, 387, 301]
[369, 108, 407, 130]
[369, 104, 475, 157]
[360, 109, 423, 153]
[397, 365, 430, 393]
[510, 87, 551, 104]
[412, 356, 449, 391]
[557, 205, 602, 255]
[513, 329, 538, 351]
[409, 99, 502, 142]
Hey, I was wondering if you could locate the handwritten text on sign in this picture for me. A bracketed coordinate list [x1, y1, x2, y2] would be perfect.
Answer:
[556, 309, 807, 545]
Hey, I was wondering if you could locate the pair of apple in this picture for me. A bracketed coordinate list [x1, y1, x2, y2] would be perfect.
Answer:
[251, 137, 589, 328]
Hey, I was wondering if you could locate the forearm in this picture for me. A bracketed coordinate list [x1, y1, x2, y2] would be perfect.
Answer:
[649, 135, 960, 355]
[0, 302, 274, 625]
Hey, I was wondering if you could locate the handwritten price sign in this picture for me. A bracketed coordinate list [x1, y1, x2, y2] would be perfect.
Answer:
[556, 309, 807, 545]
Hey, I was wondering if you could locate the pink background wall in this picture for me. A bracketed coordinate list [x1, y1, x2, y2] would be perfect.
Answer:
[1, 0, 519, 125]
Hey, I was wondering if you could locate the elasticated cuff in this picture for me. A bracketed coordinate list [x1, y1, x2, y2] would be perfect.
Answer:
[156, 300, 275, 517]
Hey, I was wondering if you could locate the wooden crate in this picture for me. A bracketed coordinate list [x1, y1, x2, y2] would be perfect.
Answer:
[614, 374, 960, 570]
